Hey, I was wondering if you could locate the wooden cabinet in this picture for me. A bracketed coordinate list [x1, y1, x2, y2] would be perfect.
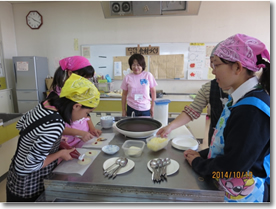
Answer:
[0, 89, 14, 113]
[94, 98, 206, 114]
[0, 135, 18, 177]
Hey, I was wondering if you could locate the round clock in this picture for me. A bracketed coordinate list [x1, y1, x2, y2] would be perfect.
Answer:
[26, 11, 43, 29]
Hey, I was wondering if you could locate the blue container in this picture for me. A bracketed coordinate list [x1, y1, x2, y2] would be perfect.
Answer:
[154, 99, 171, 126]
[155, 99, 171, 105]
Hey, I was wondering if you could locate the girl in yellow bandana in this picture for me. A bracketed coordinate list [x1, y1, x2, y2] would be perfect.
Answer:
[6, 74, 100, 202]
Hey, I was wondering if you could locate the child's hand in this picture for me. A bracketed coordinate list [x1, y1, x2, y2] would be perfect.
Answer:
[61, 135, 68, 142]
[79, 131, 94, 142]
[183, 150, 200, 166]
[90, 128, 102, 137]
[59, 148, 74, 161]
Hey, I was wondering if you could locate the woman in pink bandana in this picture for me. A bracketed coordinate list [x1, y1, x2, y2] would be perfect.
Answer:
[48, 56, 102, 147]
[184, 34, 270, 202]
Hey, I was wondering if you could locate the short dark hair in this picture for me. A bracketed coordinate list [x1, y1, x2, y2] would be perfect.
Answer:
[48, 97, 93, 124]
[73, 65, 95, 79]
[128, 54, 146, 71]
[50, 66, 95, 93]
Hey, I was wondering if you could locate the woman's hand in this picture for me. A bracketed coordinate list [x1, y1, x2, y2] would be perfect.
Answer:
[59, 148, 74, 161]
[184, 149, 201, 166]
[156, 125, 172, 137]
[90, 128, 102, 137]
[122, 110, 127, 117]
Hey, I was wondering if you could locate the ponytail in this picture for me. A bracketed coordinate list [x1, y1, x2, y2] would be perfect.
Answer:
[256, 54, 270, 95]
[50, 67, 67, 92]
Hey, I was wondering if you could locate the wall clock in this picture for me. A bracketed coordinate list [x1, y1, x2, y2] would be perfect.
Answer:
[26, 11, 43, 29]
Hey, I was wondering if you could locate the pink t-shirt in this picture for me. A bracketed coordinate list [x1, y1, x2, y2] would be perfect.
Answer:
[63, 117, 90, 147]
[121, 71, 157, 111]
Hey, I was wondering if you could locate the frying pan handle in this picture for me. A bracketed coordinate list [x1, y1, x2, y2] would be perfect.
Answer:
[131, 111, 135, 118]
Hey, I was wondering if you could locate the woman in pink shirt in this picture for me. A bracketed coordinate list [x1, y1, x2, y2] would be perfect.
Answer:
[121, 54, 157, 117]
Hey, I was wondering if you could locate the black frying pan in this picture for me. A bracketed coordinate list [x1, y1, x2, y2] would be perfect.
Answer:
[116, 118, 162, 132]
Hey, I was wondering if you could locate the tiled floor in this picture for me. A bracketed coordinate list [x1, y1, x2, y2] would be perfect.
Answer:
[0, 117, 210, 203]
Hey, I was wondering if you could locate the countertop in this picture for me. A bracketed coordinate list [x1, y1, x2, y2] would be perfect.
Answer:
[37, 123, 224, 202]
[100, 94, 194, 102]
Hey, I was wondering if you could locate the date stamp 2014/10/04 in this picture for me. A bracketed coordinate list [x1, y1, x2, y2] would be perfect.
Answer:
[212, 171, 253, 179]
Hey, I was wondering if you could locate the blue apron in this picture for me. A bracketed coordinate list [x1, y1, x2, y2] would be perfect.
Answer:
[208, 97, 270, 202]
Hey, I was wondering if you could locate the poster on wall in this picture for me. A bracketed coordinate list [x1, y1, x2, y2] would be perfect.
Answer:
[187, 43, 205, 80]
[82, 46, 91, 58]
[206, 45, 216, 79]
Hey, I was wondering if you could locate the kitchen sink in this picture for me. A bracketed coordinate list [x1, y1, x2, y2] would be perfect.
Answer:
[0, 113, 23, 126]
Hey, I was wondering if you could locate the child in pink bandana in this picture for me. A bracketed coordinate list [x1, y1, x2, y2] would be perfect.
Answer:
[48, 56, 102, 148]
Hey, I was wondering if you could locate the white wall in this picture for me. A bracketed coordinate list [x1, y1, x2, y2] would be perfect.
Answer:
[0, 1, 271, 98]
[0, 2, 18, 110]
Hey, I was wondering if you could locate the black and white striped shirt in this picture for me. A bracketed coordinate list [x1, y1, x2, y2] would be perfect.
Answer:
[14, 102, 65, 175]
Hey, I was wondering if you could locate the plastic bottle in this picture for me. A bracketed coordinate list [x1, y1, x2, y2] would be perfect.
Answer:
[59, 141, 84, 160]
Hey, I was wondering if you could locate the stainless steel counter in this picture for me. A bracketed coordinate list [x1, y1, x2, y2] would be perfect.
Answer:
[99, 94, 194, 102]
[36, 125, 224, 202]
[0, 113, 23, 126]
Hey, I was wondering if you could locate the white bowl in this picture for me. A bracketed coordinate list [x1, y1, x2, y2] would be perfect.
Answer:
[102, 145, 119, 155]
[100, 116, 114, 129]
[146, 136, 169, 152]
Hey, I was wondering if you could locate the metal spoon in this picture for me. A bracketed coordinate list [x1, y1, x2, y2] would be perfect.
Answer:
[103, 157, 122, 175]
[111, 158, 128, 179]
[150, 159, 158, 181]
[164, 158, 171, 179]
[160, 158, 167, 181]
[156, 158, 163, 182]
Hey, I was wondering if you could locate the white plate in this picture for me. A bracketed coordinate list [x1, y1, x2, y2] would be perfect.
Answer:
[147, 159, 179, 176]
[103, 157, 135, 175]
[171, 136, 198, 150]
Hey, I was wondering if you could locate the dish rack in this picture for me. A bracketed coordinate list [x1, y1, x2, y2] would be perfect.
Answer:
[94, 82, 114, 93]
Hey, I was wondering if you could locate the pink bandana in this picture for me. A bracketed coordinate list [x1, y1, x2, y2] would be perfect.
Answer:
[214, 34, 270, 72]
[59, 56, 91, 71]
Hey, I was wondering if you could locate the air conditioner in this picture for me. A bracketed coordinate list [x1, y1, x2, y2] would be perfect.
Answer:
[102, 1, 201, 18]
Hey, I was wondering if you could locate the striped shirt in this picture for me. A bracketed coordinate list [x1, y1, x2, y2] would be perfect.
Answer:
[184, 81, 211, 120]
[6, 102, 65, 199]
[14, 103, 65, 175]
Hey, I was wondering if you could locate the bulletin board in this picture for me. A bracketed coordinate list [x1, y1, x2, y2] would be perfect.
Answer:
[81, 42, 217, 80]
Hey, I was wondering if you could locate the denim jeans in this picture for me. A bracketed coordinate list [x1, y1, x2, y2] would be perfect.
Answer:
[127, 105, 150, 117]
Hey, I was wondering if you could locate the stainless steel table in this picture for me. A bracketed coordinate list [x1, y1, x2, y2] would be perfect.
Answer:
[36, 124, 224, 202]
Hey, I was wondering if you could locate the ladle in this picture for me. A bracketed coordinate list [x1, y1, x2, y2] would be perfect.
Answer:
[110, 158, 128, 179]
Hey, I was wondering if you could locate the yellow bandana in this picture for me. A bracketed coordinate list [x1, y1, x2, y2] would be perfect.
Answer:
[60, 73, 100, 108]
